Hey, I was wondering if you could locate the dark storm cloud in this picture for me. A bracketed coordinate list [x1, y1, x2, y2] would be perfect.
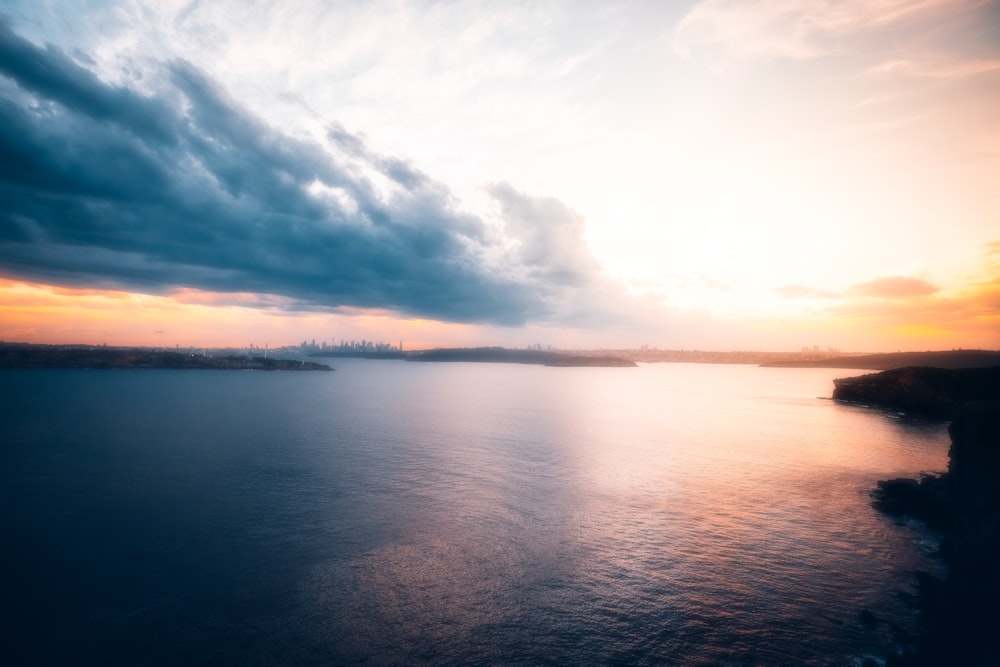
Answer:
[0, 20, 174, 144]
[326, 121, 431, 191]
[0, 17, 600, 326]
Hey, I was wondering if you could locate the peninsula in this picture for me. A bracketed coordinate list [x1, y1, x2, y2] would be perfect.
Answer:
[0, 344, 332, 371]
[832, 365, 1000, 665]
[832, 366, 1000, 419]
[762, 349, 1000, 370]
[406, 347, 637, 367]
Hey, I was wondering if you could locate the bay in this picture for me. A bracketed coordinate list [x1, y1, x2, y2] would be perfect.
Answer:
[0, 362, 949, 665]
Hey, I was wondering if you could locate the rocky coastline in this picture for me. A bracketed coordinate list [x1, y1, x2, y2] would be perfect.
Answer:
[835, 366, 1000, 664]
[832, 366, 1000, 419]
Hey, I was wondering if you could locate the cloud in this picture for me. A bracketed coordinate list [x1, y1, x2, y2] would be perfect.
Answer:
[483, 182, 651, 328]
[866, 57, 1000, 79]
[982, 241, 1000, 275]
[0, 17, 621, 328]
[776, 252, 1000, 349]
[672, 0, 979, 65]
[487, 182, 601, 287]
[851, 275, 939, 299]
[827, 283, 1000, 346]
[774, 284, 840, 299]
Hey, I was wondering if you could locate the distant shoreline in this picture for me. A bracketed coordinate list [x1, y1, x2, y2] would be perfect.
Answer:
[3, 343, 997, 371]
[0, 345, 332, 371]
[405, 347, 637, 367]
[761, 349, 1000, 370]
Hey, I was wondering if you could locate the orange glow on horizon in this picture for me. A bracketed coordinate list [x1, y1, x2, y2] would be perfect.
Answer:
[0, 279, 474, 350]
[1, 2, 998, 357]
[1, 275, 997, 353]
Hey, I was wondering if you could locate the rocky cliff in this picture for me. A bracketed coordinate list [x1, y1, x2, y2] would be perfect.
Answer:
[882, 402, 1000, 665]
[833, 366, 1000, 419]
[942, 402, 1000, 613]
[854, 366, 1000, 664]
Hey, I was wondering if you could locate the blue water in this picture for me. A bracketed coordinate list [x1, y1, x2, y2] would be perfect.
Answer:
[1, 362, 949, 665]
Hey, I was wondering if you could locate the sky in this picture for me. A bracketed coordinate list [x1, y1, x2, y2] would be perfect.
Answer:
[1, 0, 998, 351]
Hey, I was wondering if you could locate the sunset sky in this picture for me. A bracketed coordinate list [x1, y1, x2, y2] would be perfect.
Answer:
[1, 1, 998, 351]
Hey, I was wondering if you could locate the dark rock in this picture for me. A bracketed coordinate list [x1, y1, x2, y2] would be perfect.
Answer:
[878, 401, 1000, 665]
[946, 402, 1000, 596]
[858, 609, 879, 628]
[871, 475, 951, 530]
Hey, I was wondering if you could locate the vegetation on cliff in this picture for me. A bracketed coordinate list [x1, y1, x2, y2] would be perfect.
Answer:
[832, 366, 1000, 419]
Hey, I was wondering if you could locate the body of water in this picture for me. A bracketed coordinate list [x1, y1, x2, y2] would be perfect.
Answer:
[1, 362, 949, 665]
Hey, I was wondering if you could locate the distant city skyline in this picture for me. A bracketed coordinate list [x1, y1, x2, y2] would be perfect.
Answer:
[1, 2, 998, 352]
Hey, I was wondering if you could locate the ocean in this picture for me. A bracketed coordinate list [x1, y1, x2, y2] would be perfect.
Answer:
[1, 361, 949, 665]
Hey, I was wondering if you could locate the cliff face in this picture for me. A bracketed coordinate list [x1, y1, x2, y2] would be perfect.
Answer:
[872, 399, 1000, 665]
[833, 366, 1000, 419]
[848, 365, 1000, 663]
[946, 402, 1000, 595]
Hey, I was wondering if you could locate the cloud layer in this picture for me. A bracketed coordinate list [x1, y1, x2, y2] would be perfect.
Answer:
[852, 276, 939, 299]
[672, 0, 980, 64]
[0, 18, 611, 327]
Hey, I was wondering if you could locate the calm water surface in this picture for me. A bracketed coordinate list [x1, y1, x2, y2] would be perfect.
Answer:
[1, 362, 949, 665]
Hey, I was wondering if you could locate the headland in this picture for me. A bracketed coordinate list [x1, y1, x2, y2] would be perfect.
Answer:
[763, 349, 1000, 370]
[0, 343, 332, 371]
[832, 366, 1000, 419]
[832, 363, 1000, 664]
[405, 346, 637, 367]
